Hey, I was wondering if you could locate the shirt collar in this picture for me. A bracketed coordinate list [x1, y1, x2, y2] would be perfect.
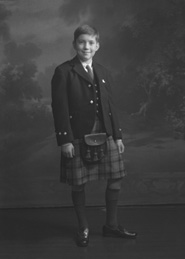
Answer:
[80, 60, 93, 71]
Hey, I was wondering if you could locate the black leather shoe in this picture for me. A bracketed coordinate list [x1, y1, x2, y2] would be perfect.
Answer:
[102, 225, 137, 239]
[75, 228, 89, 247]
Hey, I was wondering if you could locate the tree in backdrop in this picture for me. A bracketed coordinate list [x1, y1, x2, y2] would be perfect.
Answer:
[115, 0, 185, 134]
[0, 41, 53, 161]
[0, 41, 44, 131]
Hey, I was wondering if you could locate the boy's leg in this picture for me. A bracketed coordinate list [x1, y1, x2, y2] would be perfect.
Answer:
[71, 184, 88, 230]
[71, 184, 89, 247]
[103, 178, 137, 238]
[105, 178, 122, 229]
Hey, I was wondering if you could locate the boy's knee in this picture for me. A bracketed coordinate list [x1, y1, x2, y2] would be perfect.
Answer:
[107, 178, 123, 190]
[72, 184, 85, 192]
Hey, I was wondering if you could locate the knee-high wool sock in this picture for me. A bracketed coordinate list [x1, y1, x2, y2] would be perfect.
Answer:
[71, 190, 88, 229]
[105, 188, 120, 229]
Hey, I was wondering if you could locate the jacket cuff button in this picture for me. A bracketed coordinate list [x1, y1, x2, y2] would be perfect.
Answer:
[64, 132, 67, 135]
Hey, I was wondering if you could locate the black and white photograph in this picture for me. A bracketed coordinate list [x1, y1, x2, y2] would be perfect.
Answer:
[0, 0, 185, 258]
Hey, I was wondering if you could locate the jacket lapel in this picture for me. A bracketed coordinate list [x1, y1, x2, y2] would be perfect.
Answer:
[93, 62, 105, 87]
[70, 56, 94, 84]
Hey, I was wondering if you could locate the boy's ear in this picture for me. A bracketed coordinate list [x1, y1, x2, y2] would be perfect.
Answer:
[96, 42, 100, 51]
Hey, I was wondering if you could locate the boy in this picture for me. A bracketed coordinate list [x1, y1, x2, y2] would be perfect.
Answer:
[51, 24, 137, 247]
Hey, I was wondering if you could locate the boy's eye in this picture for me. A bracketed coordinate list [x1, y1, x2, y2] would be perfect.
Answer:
[78, 40, 95, 45]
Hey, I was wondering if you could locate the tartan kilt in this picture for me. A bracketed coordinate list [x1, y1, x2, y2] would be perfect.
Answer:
[60, 135, 126, 186]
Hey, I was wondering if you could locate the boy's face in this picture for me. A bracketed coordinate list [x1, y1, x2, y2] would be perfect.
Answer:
[73, 34, 99, 63]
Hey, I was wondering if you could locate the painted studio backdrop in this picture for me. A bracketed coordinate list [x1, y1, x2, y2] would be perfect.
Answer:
[0, 0, 185, 208]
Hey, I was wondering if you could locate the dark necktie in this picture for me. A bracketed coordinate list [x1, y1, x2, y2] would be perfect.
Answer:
[86, 65, 94, 80]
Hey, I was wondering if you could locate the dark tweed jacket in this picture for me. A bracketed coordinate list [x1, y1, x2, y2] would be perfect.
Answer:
[51, 56, 122, 146]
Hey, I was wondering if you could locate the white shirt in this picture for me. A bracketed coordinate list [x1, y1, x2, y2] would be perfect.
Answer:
[80, 60, 93, 72]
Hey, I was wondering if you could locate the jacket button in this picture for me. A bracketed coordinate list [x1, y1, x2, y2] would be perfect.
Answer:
[90, 100, 94, 104]
[88, 84, 91, 88]
[64, 132, 67, 135]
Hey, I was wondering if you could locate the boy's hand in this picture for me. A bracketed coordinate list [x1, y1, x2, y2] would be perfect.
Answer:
[61, 143, 75, 158]
[116, 139, 125, 154]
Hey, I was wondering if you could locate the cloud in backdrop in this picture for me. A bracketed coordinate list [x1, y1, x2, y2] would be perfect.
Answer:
[0, 0, 159, 70]
[0, 0, 91, 71]
[0, 0, 160, 100]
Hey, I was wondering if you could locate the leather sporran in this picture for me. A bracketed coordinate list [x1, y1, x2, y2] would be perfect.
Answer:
[80, 133, 107, 163]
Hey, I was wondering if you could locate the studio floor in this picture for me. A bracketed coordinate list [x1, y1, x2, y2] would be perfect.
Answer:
[0, 205, 185, 259]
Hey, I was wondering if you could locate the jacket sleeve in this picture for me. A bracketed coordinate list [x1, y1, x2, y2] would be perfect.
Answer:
[51, 66, 74, 146]
[106, 72, 123, 140]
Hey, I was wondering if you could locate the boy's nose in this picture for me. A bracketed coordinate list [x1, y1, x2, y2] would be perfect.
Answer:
[84, 43, 90, 49]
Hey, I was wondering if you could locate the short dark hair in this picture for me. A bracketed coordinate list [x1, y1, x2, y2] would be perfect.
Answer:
[73, 24, 100, 42]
